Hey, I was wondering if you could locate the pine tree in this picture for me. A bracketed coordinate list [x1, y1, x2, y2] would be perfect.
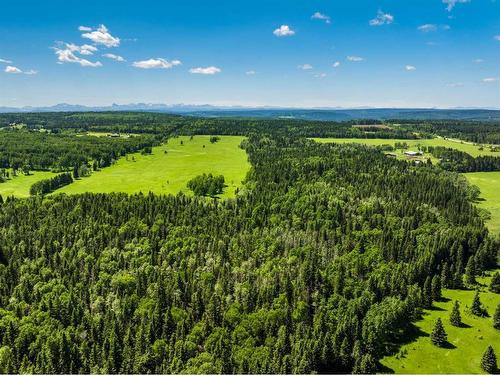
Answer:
[490, 272, 500, 294]
[431, 275, 442, 301]
[441, 263, 450, 289]
[493, 304, 500, 330]
[465, 257, 476, 285]
[449, 300, 462, 327]
[423, 276, 432, 308]
[481, 346, 497, 374]
[359, 354, 377, 374]
[471, 291, 485, 317]
[430, 318, 447, 347]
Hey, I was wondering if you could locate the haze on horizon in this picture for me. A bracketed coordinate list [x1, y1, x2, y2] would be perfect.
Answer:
[0, 0, 499, 108]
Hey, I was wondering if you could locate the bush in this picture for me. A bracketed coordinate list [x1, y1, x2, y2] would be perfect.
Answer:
[187, 174, 225, 197]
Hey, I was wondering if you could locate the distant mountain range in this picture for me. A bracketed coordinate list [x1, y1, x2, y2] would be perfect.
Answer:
[1, 103, 500, 121]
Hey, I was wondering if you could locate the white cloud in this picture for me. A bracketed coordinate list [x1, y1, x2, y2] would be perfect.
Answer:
[311, 12, 331, 24]
[405, 65, 416, 71]
[495, 36, 500, 41]
[23, 69, 37, 75]
[418, 24, 438, 32]
[332, 61, 341, 68]
[273, 25, 295, 37]
[4, 66, 22, 74]
[446, 82, 464, 87]
[81, 24, 120, 47]
[0, 58, 12, 64]
[441, 24, 451, 30]
[53, 47, 102, 67]
[443, 0, 470, 12]
[103, 53, 125, 62]
[78, 26, 92, 32]
[314, 73, 327, 78]
[65, 43, 98, 55]
[474, 59, 484, 63]
[347, 56, 364, 62]
[369, 11, 394, 26]
[189, 66, 221, 75]
[298, 64, 313, 70]
[245, 70, 256, 75]
[132, 58, 181, 69]
[482, 77, 498, 83]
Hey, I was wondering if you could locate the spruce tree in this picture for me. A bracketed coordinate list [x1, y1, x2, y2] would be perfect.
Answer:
[471, 291, 485, 317]
[359, 354, 377, 374]
[431, 275, 441, 302]
[481, 346, 497, 374]
[430, 318, 447, 347]
[423, 276, 432, 308]
[465, 257, 476, 285]
[490, 272, 500, 294]
[494, 304, 500, 330]
[449, 300, 462, 327]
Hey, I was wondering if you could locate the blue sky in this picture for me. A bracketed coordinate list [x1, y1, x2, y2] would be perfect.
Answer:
[0, 0, 499, 108]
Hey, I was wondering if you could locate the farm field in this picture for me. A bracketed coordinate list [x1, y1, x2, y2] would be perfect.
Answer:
[381, 271, 500, 374]
[465, 172, 500, 235]
[56, 135, 249, 198]
[311, 137, 499, 157]
[0, 170, 59, 198]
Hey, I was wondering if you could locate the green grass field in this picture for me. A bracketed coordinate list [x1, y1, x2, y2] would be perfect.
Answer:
[0, 171, 59, 198]
[56, 135, 249, 198]
[381, 271, 500, 374]
[311, 137, 499, 157]
[465, 172, 500, 235]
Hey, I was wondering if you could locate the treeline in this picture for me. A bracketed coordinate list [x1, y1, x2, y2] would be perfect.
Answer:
[429, 146, 500, 173]
[29, 173, 73, 195]
[0, 137, 497, 373]
[397, 120, 500, 145]
[0, 130, 157, 172]
[0, 112, 418, 139]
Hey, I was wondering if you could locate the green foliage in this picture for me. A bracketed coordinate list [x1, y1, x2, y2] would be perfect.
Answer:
[449, 300, 462, 327]
[494, 305, 500, 330]
[490, 272, 500, 293]
[471, 291, 487, 317]
[430, 318, 447, 347]
[187, 173, 225, 197]
[481, 346, 497, 374]
[29, 172, 73, 195]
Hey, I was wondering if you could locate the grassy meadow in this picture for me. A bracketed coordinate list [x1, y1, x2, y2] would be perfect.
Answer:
[56, 135, 249, 198]
[0, 170, 60, 198]
[465, 172, 500, 235]
[381, 271, 500, 374]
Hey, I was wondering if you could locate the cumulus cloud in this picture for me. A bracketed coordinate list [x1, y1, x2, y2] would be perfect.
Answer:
[405, 65, 416, 71]
[81, 24, 120, 47]
[311, 12, 331, 24]
[54, 47, 102, 67]
[418, 24, 438, 32]
[103, 53, 125, 62]
[443, 0, 470, 12]
[273, 25, 295, 37]
[78, 26, 92, 32]
[347, 56, 364, 62]
[298, 64, 313, 70]
[245, 70, 256, 75]
[482, 77, 498, 83]
[332, 61, 341, 68]
[0, 58, 12, 64]
[65, 43, 98, 55]
[369, 11, 394, 26]
[132, 58, 181, 69]
[4, 66, 22, 74]
[189, 66, 221, 75]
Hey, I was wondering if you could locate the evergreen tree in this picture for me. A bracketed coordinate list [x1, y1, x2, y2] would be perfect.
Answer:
[493, 304, 500, 330]
[359, 354, 377, 374]
[471, 291, 486, 317]
[430, 318, 447, 347]
[490, 272, 500, 294]
[449, 301, 462, 327]
[423, 276, 432, 308]
[464, 257, 476, 285]
[481, 346, 497, 374]
[431, 275, 441, 302]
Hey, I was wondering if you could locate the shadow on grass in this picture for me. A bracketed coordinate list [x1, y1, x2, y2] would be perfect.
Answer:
[383, 323, 429, 357]
[428, 304, 447, 312]
[440, 341, 457, 349]
[377, 362, 395, 374]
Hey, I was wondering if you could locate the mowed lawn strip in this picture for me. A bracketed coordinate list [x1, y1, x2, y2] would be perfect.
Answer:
[465, 172, 500, 235]
[0, 171, 60, 198]
[381, 271, 500, 374]
[56, 135, 249, 198]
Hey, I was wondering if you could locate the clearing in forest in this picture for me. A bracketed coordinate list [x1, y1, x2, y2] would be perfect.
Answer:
[465, 172, 500, 235]
[56, 135, 249, 198]
[0, 171, 59, 198]
[380, 271, 500, 374]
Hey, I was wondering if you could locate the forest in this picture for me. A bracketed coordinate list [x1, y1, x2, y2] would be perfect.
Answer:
[0, 125, 498, 373]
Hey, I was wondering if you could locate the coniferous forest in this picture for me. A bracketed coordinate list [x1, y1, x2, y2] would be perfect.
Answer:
[0, 113, 498, 373]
